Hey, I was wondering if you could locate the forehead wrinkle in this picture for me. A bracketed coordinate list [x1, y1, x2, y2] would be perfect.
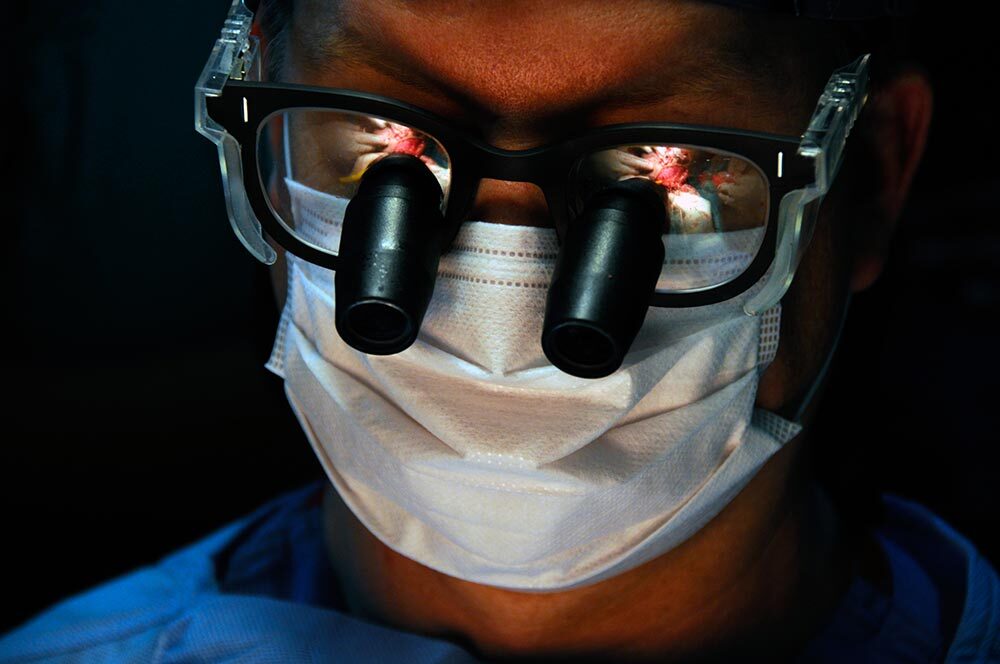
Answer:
[330, 0, 738, 120]
[291, 2, 417, 87]
[289, 0, 504, 126]
[287, 0, 818, 137]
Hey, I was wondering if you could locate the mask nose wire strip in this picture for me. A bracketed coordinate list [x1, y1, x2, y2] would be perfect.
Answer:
[792, 291, 853, 423]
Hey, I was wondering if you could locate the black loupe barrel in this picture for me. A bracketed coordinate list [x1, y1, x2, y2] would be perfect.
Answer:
[335, 154, 446, 355]
[542, 178, 666, 378]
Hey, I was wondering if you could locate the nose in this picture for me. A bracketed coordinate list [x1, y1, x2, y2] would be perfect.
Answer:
[467, 179, 552, 228]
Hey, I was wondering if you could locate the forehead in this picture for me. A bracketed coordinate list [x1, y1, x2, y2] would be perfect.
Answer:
[284, 0, 821, 136]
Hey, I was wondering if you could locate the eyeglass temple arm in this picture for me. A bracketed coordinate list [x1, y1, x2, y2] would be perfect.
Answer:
[194, 0, 276, 264]
[195, 0, 259, 141]
[743, 54, 870, 316]
[798, 53, 871, 201]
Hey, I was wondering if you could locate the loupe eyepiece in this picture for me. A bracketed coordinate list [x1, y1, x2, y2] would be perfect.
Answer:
[335, 154, 446, 355]
[542, 178, 666, 378]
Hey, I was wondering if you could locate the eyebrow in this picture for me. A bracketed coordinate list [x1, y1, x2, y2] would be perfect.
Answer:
[286, 2, 814, 121]
[291, 15, 501, 115]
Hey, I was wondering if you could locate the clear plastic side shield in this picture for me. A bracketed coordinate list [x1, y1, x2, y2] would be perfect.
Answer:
[745, 54, 870, 315]
[194, 0, 276, 265]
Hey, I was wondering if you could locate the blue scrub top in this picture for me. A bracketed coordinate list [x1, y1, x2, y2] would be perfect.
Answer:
[2, 484, 997, 663]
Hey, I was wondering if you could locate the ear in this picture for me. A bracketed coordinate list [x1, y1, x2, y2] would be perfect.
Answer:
[850, 68, 933, 292]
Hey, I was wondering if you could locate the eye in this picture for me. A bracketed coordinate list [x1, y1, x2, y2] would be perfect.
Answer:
[570, 143, 770, 292]
[256, 108, 453, 255]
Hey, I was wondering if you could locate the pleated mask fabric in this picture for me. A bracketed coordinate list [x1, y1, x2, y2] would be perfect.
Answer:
[266, 180, 801, 590]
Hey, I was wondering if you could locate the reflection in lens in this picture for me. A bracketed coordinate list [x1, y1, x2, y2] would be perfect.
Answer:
[572, 144, 769, 292]
[257, 109, 452, 255]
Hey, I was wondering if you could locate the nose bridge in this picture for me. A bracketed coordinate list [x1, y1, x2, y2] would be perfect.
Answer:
[465, 143, 560, 227]
[468, 178, 551, 227]
[477, 143, 555, 185]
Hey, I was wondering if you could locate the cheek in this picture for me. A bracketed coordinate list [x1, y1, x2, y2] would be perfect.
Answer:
[754, 203, 853, 414]
[268, 245, 289, 311]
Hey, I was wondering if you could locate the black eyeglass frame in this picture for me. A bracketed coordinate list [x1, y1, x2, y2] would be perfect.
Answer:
[195, 0, 870, 312]
[207, 82, 813, 308]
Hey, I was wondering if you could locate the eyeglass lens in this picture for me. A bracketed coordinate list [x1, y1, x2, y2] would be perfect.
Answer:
[257, 108, 769, 294]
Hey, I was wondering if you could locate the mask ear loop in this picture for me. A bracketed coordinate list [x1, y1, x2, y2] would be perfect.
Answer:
[791, 291, 853, 423]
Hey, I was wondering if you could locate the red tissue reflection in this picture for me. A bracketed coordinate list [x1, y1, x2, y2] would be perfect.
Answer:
[375, 122, 427, 158]
[645, 147, 696, 193]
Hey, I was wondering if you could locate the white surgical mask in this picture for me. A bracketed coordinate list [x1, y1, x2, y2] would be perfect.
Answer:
[266, 180, 802, 591]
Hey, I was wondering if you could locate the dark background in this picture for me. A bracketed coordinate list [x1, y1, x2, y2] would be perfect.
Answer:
[4, 1, 997, 633]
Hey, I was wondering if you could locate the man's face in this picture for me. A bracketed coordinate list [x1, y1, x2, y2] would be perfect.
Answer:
[270, 0, 859, 414]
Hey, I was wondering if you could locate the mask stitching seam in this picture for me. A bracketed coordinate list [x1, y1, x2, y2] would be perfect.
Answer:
[300, 203, 343, 228]
[664, 254, 747, 266]
[437, 271, 549, 289]
[448, 244, 558, 260]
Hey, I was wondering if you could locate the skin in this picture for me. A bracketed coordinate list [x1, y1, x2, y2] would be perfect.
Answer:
[263, 1, 933, 660]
